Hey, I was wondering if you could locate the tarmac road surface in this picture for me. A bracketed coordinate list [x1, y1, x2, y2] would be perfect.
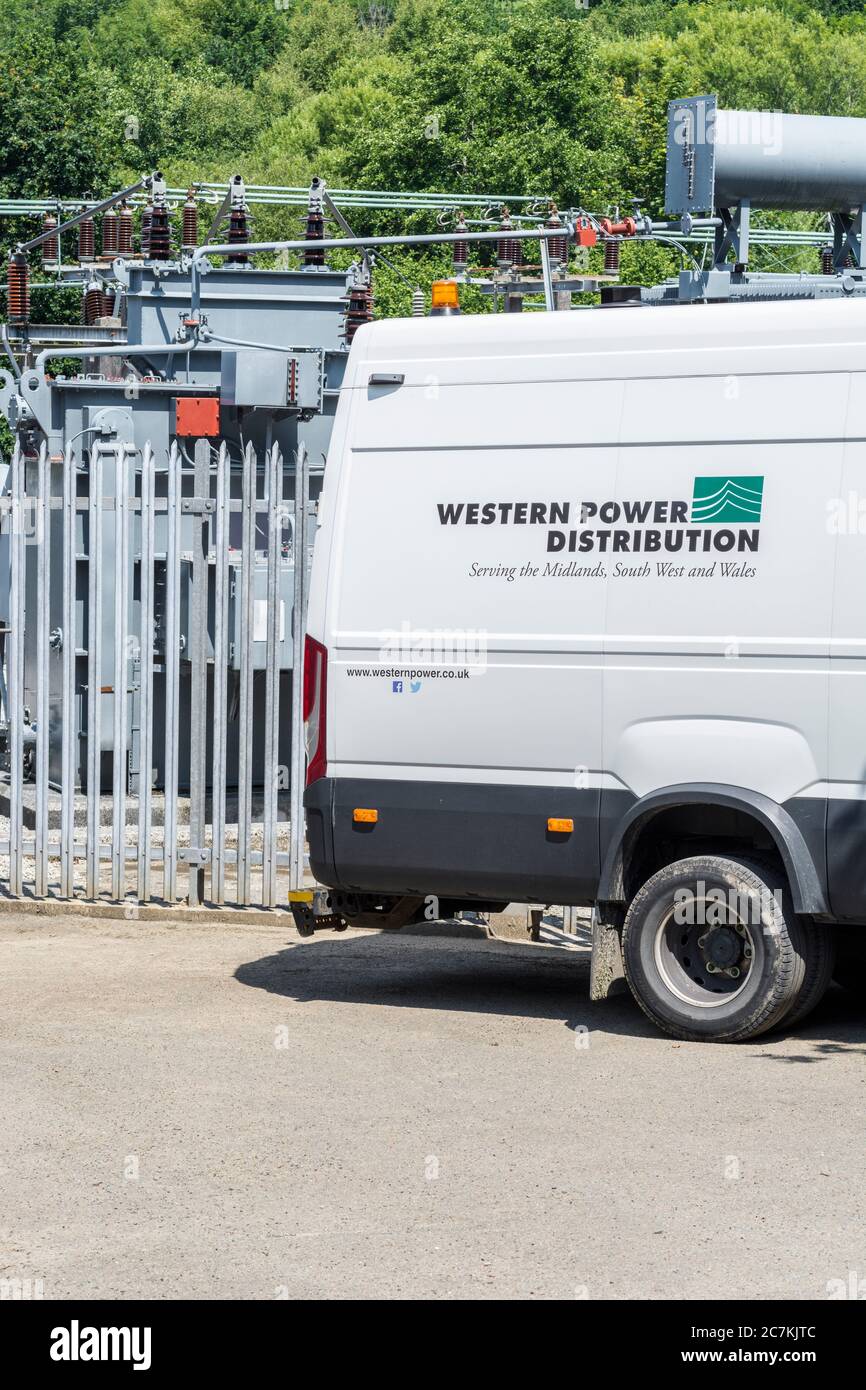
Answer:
[1, 913, 864, 1300]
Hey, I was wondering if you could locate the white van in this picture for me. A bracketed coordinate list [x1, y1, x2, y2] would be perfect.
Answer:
[301, 296, 866, 1042]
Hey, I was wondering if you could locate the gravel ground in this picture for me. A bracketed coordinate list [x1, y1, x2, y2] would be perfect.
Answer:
[1, 912, 864, 1301]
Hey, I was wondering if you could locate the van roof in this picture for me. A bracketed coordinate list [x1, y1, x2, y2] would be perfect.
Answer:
[346, 296, 866, 386]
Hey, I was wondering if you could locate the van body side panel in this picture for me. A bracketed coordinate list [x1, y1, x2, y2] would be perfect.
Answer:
[320, 372, 623, 899]
[599, 370, 842, 908]
[828, 376, 866, 919]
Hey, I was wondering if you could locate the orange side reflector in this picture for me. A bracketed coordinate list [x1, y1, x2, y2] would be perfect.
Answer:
[547, 817, 573, 833]
[353, 808, 378, 824]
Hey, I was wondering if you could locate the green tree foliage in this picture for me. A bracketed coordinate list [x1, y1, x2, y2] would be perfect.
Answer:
[341, 4, 636, 208]
[1, 0, 865, 293]
[189, 0, 291, 87]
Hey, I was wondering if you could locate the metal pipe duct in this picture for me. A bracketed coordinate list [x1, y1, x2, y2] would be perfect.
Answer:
[714, 108, 866, 211]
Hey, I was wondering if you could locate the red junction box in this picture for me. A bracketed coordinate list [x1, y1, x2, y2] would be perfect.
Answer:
[175, 396, 220, 437]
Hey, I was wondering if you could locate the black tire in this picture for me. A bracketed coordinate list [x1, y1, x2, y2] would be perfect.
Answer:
[622, 855, 803, 1043]
[785, 918, 836, 1027]
[833, 935, 866, 998]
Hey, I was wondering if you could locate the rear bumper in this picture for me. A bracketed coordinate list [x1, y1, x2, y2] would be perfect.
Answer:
[304, 776, 599, 904]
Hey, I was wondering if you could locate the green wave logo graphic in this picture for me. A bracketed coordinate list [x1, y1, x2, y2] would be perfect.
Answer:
[691, 476, 764, 524]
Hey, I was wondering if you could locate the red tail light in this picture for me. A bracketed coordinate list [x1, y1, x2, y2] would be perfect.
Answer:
[303, 635, 328, 786]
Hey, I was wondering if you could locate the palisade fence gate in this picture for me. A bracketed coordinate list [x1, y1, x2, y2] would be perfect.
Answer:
[0, 437, 311, 909]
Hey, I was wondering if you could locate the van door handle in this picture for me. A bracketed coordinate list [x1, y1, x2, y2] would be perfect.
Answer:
[368, 372, 404, 386]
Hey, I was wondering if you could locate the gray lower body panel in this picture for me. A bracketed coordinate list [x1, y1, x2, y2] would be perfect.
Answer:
[305, 777, 599, 904]
[305, 777, 865, 923]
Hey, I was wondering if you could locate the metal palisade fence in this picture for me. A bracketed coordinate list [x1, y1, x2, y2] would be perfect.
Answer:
[0, 437, 310, 909]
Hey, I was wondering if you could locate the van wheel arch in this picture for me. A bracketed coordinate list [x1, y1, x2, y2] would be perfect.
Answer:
[599, 784, 828, 917]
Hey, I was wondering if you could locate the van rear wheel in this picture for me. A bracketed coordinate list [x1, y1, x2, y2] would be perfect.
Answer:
[622, 856, 802, 1043]
[785, 918, 836, 1027]
[834, 936, 866, 999]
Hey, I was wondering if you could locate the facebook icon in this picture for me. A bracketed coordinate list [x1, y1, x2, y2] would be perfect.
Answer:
[392, 679, 403, 693]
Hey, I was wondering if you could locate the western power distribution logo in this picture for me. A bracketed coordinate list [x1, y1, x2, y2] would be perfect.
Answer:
[691, 476, 764, 525]
[436, 475, 766, 557]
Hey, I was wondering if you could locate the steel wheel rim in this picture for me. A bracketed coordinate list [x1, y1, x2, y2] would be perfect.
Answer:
[653, 895, 756, 1009]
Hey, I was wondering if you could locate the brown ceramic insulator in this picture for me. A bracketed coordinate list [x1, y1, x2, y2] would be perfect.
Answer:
[7, 253, 30, 323]
[227, 206, 249, 263]
[452, 213, 468, 273]
[41, 213, 59, 265]
[118, 203, 134, 255]
[345, 285, 373, 343]
[102, 207, 119, 257]
[82, 282, 102, 325]
[148, 206, 171, 260]
[303, 207, 325, 266]
[545, 205, 568, 268]
[182, 191, 198, 251]
[497, 209, 516, 270]
[78, 211, 95, 262]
